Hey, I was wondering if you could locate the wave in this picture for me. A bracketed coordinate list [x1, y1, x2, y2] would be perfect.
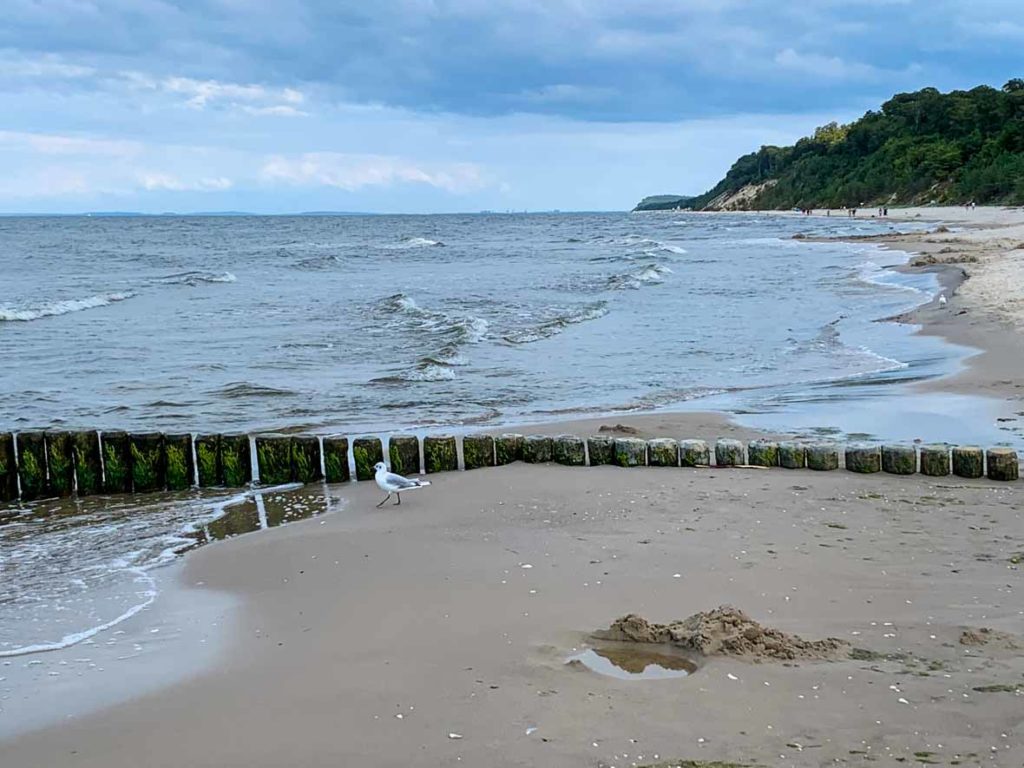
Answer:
[382, 236, 445, 250]
[606, 263, 673, 290]
[853, 260, 925, 295]
[157, 271, 236, 286]
[217, 382, 296, 398]
[0, 292, 134, 322]
[620, 236, 687, 255]
[374, 293, 488, 344]
[371, 363, 457, 384]
[503, 301, 609, 344]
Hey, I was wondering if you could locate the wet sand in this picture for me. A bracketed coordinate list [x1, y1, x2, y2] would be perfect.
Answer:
[4, 465, 1022, 767]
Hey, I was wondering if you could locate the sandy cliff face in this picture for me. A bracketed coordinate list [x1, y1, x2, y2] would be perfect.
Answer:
[702, 179, 778, 211]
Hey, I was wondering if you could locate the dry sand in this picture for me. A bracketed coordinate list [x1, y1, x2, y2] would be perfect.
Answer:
[3, 465, 1021, 767]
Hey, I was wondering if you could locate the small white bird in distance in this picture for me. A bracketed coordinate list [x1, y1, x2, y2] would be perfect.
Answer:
[373, 462, 431, 507]
[938, 294, 947, 305]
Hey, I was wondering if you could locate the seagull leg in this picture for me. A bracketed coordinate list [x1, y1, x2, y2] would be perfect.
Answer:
[394, 493, 402, 506]
[376, 493, 390, 508]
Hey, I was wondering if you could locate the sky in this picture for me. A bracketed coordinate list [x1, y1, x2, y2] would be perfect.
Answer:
[1, 0, 1021, 214]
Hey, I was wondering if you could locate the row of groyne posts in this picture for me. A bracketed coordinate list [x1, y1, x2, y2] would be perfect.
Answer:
[0, 430, 1020, 504]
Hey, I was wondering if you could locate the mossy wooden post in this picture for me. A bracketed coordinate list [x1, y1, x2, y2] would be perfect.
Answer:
[0, 432, 17, 502]
[587, 436, 615, 466]
[463, 434, 495, 470]
[647, 438, 678, 467]
[986, 448, 1019, 481]
[806, 443, 839, 471]
[919, 444, 950, 477]
[389, 435, 420, 475]
[221, 433, 252, 487]
[778, 441, 805, 469]
[424, 435, 458, 473]
[715, 439, 745, 467]
[679, 439, 710, 467]
[614, 437, 646, 467]
[353, 437, 383, 481]
[16, 431, 47, 501]
[255, 435, 292, 486]
[292, 435, 322, 483]
[164, 433, 194, 491]
[845, 444, 881, 474]
[748, 439, 780, 467]
[952, 446, 984, 479]
[101, 431, 132, 494]
[323, 436, 350, 483]
[45, 431, 75, 497]
[195, 434, 221, 487]
[522, 435, 553, 464]
[552, 435, 586, 466]
[495, 434, 524, 465]
[72, 431, 103, 496]
[130, 433, 165, 493]
[882, 444, 916, 475]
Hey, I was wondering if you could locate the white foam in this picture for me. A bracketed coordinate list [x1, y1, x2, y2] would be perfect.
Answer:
[0, 292, 134, 322]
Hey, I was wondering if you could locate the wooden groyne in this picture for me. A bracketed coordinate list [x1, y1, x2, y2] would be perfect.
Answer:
[0, 431, 1019, 504]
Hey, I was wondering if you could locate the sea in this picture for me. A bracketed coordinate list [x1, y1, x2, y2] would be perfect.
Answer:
[0, 211, 1014, 670]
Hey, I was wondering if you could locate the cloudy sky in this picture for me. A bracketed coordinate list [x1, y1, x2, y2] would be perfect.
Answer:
[1, 0, 1021, 213]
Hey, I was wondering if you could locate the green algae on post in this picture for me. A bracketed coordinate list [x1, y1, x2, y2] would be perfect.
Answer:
[952, 445, 984, 478]
[0, 432, 17, 502]
[919, 444, 951, 476]
[552, 434, 586, 466]
[72, 431, 103, 496]
[806, 442, 840, 471]
[882, 444, 916, 475]
[388, 435, 420, 475]
[164, 433, 194, 491]
[16, 431, 47, 501]
[101, 431, 133, 493]
[647, 438, 679, 467]
[747, 439, 779, 467]
[495, 434, 524, 465]
[986, 447, 1019, 481]
[322, 436, 350, 483]
[256, 435, 293, 486]
[462, 434, 495, 470]
[778, 441, 805, 469]
[679, 439, 710, 467]
[845, 444, 881, 473]
[714, 438, 745, 467]
[587, 435, 615, 466]
[522, 435, 553, 464]
[195, 434, 221, 487]
[130, 432, 166, 493]
[352, 437, 384, 481]
[45, 431, 75, 497]
[424, 435, 458, 473]
[292, 435, 322, 484]
[614, 437, 646, 467]
[221, 433, 252, 487]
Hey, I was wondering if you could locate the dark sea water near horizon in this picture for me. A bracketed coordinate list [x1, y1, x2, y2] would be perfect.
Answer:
[0, 211, 1016, 676]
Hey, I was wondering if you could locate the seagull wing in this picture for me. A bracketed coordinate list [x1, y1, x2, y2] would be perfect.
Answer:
[384, 472, 422, 489]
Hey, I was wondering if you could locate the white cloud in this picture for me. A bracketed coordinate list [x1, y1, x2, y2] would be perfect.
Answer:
[773, 48, 880, 80]
[0, 130, 142, 157]
[138, 173, 233, 191]
[260, 152, 486, 192]
[242, 104, 309, 117]
[0, 51, 96, 79]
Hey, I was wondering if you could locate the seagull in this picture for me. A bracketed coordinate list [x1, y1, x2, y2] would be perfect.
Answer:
[373, 462, 431, 507]
[938, 294, 948, 305]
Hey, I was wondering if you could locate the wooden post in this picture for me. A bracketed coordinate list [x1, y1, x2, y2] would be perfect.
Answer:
[951, 446, 983, 479]
[881, 445, 916, 475]
[17, 431, 48, 501]
[748, 439, 780, 467]
[221, 433, 252, 487]
[522, 435, 553, 464]
[715, 439, 745, 467]
[587, 436, 615, 466]
[72, 431, 103, 496]
[614, 437, 646, 467]
[0, 433, 17, 502]
[353, 437, 384, 481]
[292, 435, 322, 483]
[255, 435, 292, 486]
[495, 434, 524, 465]
[45, 431, 75, 497]
[986, 448, 1019, 481]
[845, 444, 881, 473]
[101, 431, 133, 494]
[130, 433, 166, 493]
[647, 438, 679, 467]
[552, 435, 586, 466]
[195, 435, 221, 487]
[389, 435, 421, 475]
[679, 439, 710, 467]
[919, 444, 951, 477]
[463, 435, 495, 470]
[165, 433, 194, 490]
[778, 441, 805, 469]
[424, 435, 458, 473]
[323, 436, 351, 483]
[806, 443, 839, 471]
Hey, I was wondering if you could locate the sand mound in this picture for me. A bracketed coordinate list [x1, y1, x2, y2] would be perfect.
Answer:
[960, 627, 1021, 650]
[595, 606, 848, 662]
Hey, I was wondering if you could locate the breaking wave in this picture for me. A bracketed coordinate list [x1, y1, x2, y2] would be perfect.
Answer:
[157, 271, 236, 286]
[503, 301, 609, 344]
[382, 236, 445, 250]
[0, 292, 134, 322]
[607, 263, 673, 290]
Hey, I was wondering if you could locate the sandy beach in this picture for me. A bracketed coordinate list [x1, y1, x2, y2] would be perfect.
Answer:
[3, 207, 1024, 767]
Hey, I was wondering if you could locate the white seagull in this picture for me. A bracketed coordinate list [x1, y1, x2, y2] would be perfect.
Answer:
[373, 462, 431, 507]
[938, 294, 948, 305]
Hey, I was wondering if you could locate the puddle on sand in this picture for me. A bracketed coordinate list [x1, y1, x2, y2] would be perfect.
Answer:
[566, 642, 698, 680]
